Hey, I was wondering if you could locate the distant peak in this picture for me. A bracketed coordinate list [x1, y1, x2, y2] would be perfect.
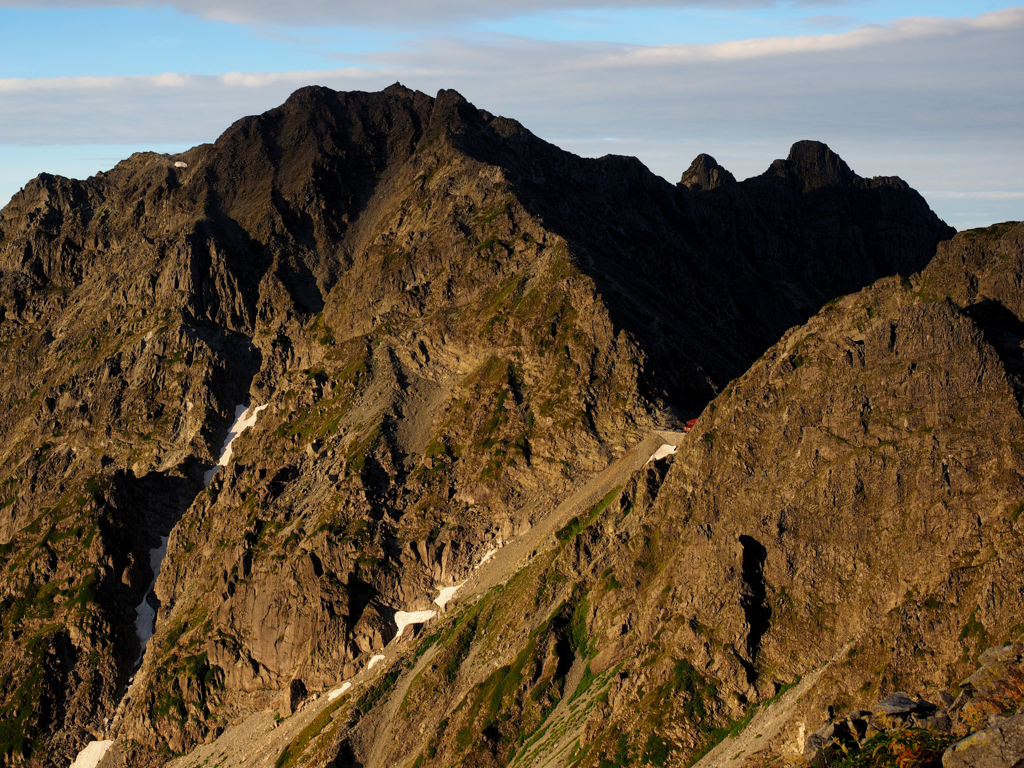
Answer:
[785, 140, 855, 192]
[427, 88, 486, 136]
[278, 83, 431, 117]
[680, 154, 736, 191]
[283, 84, 335, 105]
[383, 82, 416, 98]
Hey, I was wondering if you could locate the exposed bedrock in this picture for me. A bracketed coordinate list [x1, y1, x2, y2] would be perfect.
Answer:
[0, 83, 958, 766]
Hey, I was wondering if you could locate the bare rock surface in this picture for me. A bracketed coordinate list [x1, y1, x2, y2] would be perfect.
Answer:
[944, 712, 1024, 768]
[0, 82, 965, 767]
[315, 224, 1024, 768]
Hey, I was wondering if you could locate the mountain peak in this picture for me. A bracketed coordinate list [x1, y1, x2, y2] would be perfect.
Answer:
[679, 153, 737, 190]
[784, 139, 856, 191]
[0, 85, 961, 768]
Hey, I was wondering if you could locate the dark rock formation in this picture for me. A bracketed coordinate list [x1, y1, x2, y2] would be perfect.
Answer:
[945, 712, 1024, 768]
[679, 153, 736, 191]
[342, 223, 1024, 768]
[0, 83, 957, 766]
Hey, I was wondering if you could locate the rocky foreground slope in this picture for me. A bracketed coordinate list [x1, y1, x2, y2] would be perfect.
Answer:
[0, 83, 962, 767]
[204, 222, 1023, 768]
[219, 220, 1022, 768]
[146, 221, 1024, 768]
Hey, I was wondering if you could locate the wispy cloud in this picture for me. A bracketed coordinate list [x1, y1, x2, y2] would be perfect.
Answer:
[924, 191, 1024, 200]
[0, 69, 400, 144]
[0, 0, 868, 27]
[499, 6, 1024, 64]
[0, 69, 380, 94]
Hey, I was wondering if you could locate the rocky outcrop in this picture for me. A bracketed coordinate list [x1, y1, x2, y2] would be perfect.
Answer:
[0, 83, 955, 766]
[801, 634, 1024, 768]
[679, 153, 736, 191]
[945, 713, 1024, 768]
[303, 223, 1024, 768]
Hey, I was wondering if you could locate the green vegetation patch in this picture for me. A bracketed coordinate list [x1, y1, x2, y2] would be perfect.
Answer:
[424, 581, 593, 767]
[961, 221, 1018, 241]
[0, 631, 54, 761]
[959, 606, 988, 658]
[357, 665, 402, 715]
[556, 487, 622, 544]
[566, 657, 723, 768]
[275, 697, 348, 768]
[148, 610, 223, 742]
[823, 728, 958, 768]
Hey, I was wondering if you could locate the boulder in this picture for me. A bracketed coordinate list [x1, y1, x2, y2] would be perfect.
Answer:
[282, 678, 307, 717]
[875, 691, 930, 716]
[943, 711, 1024, 768]
[352, 603, 396, 653]
[803, 720, 853, 765]
[914, 711, 954, 733]
[847, 711, 871, 741]
[979, 646, 1021, 667]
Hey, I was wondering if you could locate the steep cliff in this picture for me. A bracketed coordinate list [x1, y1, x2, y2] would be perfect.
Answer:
[279, 222, 1023, 768]
[0, 84, 954, 766]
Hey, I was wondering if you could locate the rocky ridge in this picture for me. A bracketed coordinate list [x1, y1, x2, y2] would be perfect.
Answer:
[0, 83, 957, 767]
[797, 636, 1024, 768]
[204, 221, 1024, 768]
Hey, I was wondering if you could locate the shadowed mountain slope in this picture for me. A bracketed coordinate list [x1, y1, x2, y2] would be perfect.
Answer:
[308, 222, 1024, 768]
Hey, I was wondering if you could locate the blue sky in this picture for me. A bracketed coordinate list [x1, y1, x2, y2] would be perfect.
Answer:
[1, 1, 1022, 228]
[1, 2, 1014, 76]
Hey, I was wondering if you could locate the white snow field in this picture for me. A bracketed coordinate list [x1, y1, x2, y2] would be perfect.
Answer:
[646, 443, 678, 464]
[393, 610, 436, 639]
[367, 654, 386, 670]
[203, 403, 269, 486]
[134, 535, 169, 663]
[434, 581, 465, 609]
[327, 682, 352, 702]
[474, 546, 499, 570]
[69, 739, 113, 768]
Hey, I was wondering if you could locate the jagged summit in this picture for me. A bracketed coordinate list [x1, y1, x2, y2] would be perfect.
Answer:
[679, 153, 736, 190]
[0, 85, 961, 768]
[4, 84, 951, 406]
[781, 139, 856, 191]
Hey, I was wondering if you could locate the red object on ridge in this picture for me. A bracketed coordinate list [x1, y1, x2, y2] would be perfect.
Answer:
[682, 418, 698, 433]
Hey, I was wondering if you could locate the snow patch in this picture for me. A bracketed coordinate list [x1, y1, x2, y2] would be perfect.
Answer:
[367, 654, 385, 670]
[327, 682, 352, 702]
[474, 546, 499, 570]
[394, 610, 436, 639]
[434, 581, 466, 610]
[204, 403, 268, 486]
[69, 740, 114, 768]
[646, 443, 678, 464]
[134, 536, 169, 663]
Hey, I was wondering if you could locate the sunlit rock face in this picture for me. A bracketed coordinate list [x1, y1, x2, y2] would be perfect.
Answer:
[0, 83, 957, 767]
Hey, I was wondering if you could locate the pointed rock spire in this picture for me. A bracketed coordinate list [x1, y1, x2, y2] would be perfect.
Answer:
[785, 140, 855, 192]
[679, 153, 737, 191]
